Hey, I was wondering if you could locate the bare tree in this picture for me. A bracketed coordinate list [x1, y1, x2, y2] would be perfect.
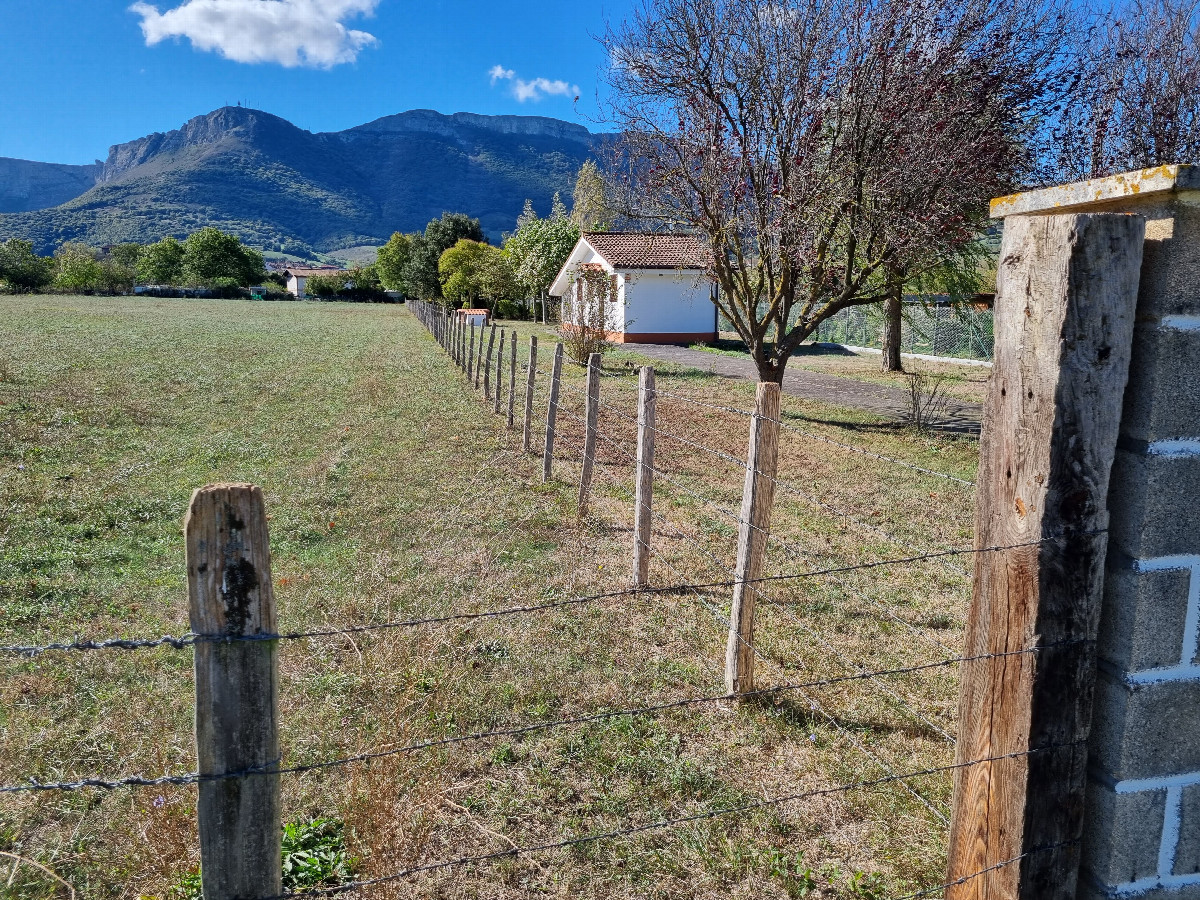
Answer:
[603, 0, 1070, 383]
[1057, 0, 1200, 179]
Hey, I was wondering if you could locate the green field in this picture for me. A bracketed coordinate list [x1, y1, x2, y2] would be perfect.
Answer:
[0, 296, 978, 898]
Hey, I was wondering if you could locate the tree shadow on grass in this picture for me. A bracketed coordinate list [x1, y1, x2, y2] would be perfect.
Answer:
[746, 692, 951, 744]
[780, 408, 980, 440]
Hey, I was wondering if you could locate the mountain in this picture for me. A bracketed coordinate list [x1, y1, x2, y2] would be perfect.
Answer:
[0, 158, 102, 214]
[0, 107, 599, 255]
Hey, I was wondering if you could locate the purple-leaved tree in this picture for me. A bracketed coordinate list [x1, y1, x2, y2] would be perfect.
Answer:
[603, 0, 1071, 383]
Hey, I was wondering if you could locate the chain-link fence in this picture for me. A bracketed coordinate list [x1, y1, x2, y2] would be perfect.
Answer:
[811, 302, 994, 362]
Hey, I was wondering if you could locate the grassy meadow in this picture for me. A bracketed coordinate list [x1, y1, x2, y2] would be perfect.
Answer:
[1, 296, 978, 899]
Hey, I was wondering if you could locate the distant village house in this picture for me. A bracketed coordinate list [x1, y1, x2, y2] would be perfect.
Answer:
[283, 266, 348, 299]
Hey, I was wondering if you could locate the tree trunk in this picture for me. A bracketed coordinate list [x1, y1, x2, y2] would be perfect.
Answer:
[754, 352, 787, 385]
[882, 287, 903, 372]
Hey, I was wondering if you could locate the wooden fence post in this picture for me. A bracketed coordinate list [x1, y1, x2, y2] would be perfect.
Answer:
[508, 332, 517, 429]
[945, 213, 1145, 900]
[633, 366, 656, 588]
[494, 330, 505, 414]
[467, 323, 476, 382]
[187, 483, 282, 900]
[577, 352, 602, 515]
[543, 342, 564, 482]
[725, 382, 781, 696]
[523, 336, 538, 452]
[482, 324, 496, 395]
[476, 320, 487, 388]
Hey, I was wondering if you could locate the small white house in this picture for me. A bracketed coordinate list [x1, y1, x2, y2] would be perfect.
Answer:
[456, 308, 490, 327]
[283, 267, 348, 299]
[549, 233, 717, 344]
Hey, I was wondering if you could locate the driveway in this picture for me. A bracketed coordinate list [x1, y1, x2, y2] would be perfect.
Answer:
[622, 343, 982, 431]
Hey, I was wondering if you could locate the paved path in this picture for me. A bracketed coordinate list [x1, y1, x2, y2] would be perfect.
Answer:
[626, 343, 982, 431]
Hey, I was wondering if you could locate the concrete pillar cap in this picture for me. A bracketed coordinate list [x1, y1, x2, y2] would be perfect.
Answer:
[991, 165, 1200, 218]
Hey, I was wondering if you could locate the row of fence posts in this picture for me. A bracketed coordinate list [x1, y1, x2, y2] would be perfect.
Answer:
[408, 299, 783, 696]
[186, 233, 1154, 898]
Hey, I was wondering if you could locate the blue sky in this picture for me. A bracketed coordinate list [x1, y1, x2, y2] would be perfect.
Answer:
[1, 0, 629, 165]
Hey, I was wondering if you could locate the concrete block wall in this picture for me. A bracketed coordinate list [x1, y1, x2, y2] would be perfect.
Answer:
[993, 168, 1200, 899]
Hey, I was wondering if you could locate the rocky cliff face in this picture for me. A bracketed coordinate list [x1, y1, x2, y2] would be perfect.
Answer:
[99, 107, 311, 182]
[0, 158, 100, 213]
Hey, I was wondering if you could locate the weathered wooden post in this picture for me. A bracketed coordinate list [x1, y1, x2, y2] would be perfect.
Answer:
[725, 383, 781, 695]
[494, 330, 505, 414]
[483, 325, 496, 397]
[542, 342, 564, 482]
[633, 366, 656, 588]
[186, 483, 282, 900]
[577, 352, 602, 516]
[979, 168, 1200, 900]
[508, 332, 517, 429]
[467, 323, 476, 382]
[477, 326, 492, 393]
[523, 336, 538, 452]
[945, 212, 1146, 900]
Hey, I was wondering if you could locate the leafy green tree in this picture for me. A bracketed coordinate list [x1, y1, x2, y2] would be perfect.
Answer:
[97, 243, 142, 294]
[404, 213, 486, 302]
[108, 243, 144, 270]
[53, 243, 104, 293]
[304, 272, 349, 298]
[347, 264, 383, 293]
[375, 232, 416, 292]
[182, 227, 265, 287]
[504, 193, 579, 316]
[478, 248, 520, 310]
[438, 240, 491, 307]
[0, 239, 54, 293]
[570, 161, 613, 232]
[98, 258, 136, 295]
[439, 241, 521, 310]
[137, 236, 186, 285]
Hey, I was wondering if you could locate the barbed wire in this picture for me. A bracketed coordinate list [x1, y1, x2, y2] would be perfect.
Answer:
[569, 429, 950, 818]
[568, 391, 972, 644]
[651, 391, 974, 486]
[891, 840, 1080, 900]
[584, 388, 972, 582]
[266, 742, 1081, 898]
[4, 532, 1083, 659]
[0, 642, 1075, 796]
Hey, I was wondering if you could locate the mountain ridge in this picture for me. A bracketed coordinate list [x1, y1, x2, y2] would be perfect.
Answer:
[0, 106, 601, 254]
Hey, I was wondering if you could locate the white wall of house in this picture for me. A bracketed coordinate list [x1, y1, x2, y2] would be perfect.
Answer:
[561, 269, 717, 340]
[287, 274, 306, 298]
[622, 270, 716, 338]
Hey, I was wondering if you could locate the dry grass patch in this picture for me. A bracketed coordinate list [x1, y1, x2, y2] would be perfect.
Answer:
[1, 300, 978, 899]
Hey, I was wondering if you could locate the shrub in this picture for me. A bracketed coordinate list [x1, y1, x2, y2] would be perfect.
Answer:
[559, 266, 615, 364]
[0, 239, 53, 293]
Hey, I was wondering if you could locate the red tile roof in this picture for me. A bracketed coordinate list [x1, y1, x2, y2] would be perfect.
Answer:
[284, 267, 348, 277]
[582, 232, 711, 270]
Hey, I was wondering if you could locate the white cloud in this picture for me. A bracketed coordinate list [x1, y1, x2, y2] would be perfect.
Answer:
[130, 0, 381, 69]
[489, 65, 579, 103]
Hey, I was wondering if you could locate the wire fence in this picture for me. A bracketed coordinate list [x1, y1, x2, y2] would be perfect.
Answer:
[0, 302, 1051, 898]
[809, 300, 995, 363]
